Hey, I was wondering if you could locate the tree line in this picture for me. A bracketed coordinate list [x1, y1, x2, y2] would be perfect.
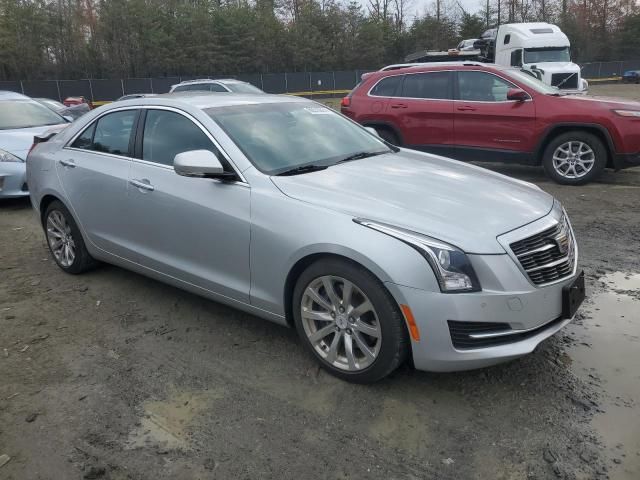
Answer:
[0, 0, 638, 81]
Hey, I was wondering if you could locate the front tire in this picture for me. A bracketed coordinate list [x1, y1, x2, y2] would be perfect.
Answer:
[293, 259, 409, 383]
[542, 131, 607, 185]
[44, 200, 96, 274]
[374, 127, 400, 146]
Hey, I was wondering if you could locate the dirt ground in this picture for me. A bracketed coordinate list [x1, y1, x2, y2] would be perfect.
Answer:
[1, 86, 640, 480]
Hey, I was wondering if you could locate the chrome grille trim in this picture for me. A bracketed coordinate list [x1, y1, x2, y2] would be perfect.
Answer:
[508, 213, 577, 286]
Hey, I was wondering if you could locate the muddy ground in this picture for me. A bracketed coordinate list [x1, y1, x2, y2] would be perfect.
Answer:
[1, 87, 640, 480]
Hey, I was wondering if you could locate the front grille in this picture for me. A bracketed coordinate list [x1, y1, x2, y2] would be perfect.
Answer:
[551, 73, 578, 89]
[448, 317, 564, 349]
[510, 215, 576, 286]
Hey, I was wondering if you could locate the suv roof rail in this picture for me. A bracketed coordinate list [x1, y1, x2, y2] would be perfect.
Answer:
[176, 78, 240, 85]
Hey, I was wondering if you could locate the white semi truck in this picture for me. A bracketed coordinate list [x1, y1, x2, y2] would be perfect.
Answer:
[404, 22, 588, 94]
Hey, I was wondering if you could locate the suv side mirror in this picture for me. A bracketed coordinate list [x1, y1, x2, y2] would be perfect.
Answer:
[507, 88, 529, 102]
[174, 150, 234, 179]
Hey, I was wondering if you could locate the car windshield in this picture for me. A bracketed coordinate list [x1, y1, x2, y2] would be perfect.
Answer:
[225, 83, 263, 94]
[0, 100, 65, 130]
[207, 102, 391, 175]
[524, 47, 570, 64]
[504, 69, 560, 95]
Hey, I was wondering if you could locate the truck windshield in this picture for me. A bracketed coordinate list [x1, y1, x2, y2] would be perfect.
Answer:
[524, 47, 570, 64]
[504, 69, 559, 95]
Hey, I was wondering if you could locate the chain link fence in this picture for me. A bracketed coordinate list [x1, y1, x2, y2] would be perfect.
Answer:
[581, 60, 640, 79]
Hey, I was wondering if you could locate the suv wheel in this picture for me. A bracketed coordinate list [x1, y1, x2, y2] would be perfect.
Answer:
[374, 127, 400, 146]
[292, 259, 409, 383]
[542, 131, 607, 185]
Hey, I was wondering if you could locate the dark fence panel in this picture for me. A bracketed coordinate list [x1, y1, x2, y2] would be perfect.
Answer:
[236, 73, 262, 89]
[310, 72, 334, 91]
[124, 78, 153, 95]
[0, 81, 22, 93]
[22, 81, 59, 100]
[262, 73, 287, 94]
[151, 77, 179, 93]
[92, 79, 123, 101]
[334, 71, 358, 90]
[622, 60, 640, 73]
[59, 80, 91, 101]
[286, 72, 309, 93]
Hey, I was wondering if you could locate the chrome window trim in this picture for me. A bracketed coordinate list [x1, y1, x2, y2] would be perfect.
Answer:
[366, 69, 533, 103]
[63, 105, 247, 184]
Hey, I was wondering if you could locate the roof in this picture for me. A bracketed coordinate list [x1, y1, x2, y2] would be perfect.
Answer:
[0, 90, 29, 101]
[117, 92, 310, 110]
[173, 78, 249, 86]
[367, 62, 507, 80]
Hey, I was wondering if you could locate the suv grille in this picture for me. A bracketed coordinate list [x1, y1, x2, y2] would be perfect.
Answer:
[551, 73, 578, 89]
[510, 216, 575, 285]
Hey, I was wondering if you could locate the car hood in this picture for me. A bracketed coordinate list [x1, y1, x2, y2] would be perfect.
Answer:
[530, 62, 580, 73]
[0, 124, 67, 159]
[558, 94, 640, 109]
[271, 150, 554, 254]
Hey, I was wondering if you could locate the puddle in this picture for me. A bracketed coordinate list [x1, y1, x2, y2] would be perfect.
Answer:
[568, 272, 640, 479]
[126, 388, 225, 451]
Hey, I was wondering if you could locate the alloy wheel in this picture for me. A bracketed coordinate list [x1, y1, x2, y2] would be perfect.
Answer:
[46, 210, 76, 267]
[300, 275, 382, 372]
[552, 141, 595, 179]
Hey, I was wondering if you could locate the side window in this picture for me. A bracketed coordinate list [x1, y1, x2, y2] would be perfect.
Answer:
[142, 110, 221, 167]
[92, 110, 138, 155]
[511, 49, 523, 67]
[370, 76, 402, 97]
[457, 71, 516, 102]
[71, 110, 137, 155]
[71, 123, 96, 150]
[401, 72, 451, 100]
[504, 34, 511, 45]
[173, 85, 188, 92]
[209, 83, 228, 92]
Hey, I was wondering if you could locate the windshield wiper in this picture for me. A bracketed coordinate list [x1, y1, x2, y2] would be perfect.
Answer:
[335, 150, 388, 165]
[276, 164, 328, 176]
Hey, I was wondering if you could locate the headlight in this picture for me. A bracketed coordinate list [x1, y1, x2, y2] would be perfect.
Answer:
[613, 109, 640, 118]
[354, 218, 481, 293]
[0, 149, 23, 162]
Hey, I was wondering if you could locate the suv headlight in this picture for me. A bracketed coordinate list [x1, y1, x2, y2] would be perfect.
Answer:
[0, 149, 23, 162]
[354, 218, 481, 293]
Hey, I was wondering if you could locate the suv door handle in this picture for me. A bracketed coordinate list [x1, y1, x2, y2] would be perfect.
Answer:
[390, 103, 408, 109]
[457, 105, 477, 111]
[130, 179, 154, 192]
[59, 159, 76, 168]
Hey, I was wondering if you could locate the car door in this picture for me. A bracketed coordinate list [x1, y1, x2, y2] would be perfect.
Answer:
[127, 107, 251, 302]
[57, 108, 139, 258]
[388, 71, 455, 155]
[453, 70, 536, 161]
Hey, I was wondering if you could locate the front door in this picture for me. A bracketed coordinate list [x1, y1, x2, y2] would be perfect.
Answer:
[56, 108, 139, 258]
[453, 70, 536, 161]
[127, 108, 251, 302]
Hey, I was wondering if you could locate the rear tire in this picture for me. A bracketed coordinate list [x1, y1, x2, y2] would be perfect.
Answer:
[43, 200, 97, 274]
[292, 258, 409, 383]
[542, 131, 607, 185]
[374, 127, 400, 146]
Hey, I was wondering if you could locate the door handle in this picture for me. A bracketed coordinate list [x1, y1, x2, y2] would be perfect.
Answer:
[390, 103, 408, 109]
[457, 105, 477, 111]
[130, 179, 154, 192]
[59, 159, 76, 168]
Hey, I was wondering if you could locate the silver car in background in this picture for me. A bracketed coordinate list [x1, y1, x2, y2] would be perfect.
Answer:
[1, 91, 68, 198]
[34, 97, 90, 120]
[26, 94, 585, 383]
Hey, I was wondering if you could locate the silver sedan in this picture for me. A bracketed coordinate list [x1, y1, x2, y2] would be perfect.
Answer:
[26, 93, 584, 383]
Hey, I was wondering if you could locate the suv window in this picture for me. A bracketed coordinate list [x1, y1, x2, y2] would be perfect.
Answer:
[370, 76, 402, 97]
[71, 110, 137, 155]
[142, 109, 221, 167]
[400, 72, 451, 99]
[209, 83, 228, 92]
[457, 71, 515, 102]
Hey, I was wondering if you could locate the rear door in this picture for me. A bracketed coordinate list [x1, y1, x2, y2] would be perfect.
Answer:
[361, 74, 403, 120]
[388, 71, 454, 154]
[57, 108, 139, 258]
[453, 70, 536, 160]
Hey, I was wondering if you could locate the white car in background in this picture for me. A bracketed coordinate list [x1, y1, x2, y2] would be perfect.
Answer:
[0, 91, 68, 198]
[169, 78, 264, 94]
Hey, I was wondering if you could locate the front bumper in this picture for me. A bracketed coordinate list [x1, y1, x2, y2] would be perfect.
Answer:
[0, 162, 28, 198]
[386, 253, 580, 372]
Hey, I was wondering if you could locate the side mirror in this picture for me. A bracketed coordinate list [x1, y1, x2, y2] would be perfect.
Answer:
[364, 126, 380, 137]
[507, 88, 529, 102]
[174, 150, 232, 179]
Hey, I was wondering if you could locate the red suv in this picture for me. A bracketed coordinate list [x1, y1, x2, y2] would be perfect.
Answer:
[341, 63, 640, 184]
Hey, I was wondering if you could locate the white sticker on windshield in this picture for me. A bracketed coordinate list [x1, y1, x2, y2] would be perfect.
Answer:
[304, 107, 334, 115]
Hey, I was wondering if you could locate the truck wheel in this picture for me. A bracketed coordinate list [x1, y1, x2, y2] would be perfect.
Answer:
[542, 131, 607, 185]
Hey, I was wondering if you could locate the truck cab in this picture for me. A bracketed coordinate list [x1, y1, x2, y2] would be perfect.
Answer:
[482, 23, 588, 94]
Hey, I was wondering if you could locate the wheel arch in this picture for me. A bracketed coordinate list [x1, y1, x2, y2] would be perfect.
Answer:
[39, 194, 65, 227]
[535, 124, 615, 168]
[360, 121, 404, 146]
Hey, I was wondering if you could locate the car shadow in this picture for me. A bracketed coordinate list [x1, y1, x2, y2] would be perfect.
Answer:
[0, 197, 32, 210]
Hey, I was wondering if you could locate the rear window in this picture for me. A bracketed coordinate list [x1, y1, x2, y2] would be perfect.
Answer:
[369, 76, 402, 97]
[226, 83, 263, 94]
